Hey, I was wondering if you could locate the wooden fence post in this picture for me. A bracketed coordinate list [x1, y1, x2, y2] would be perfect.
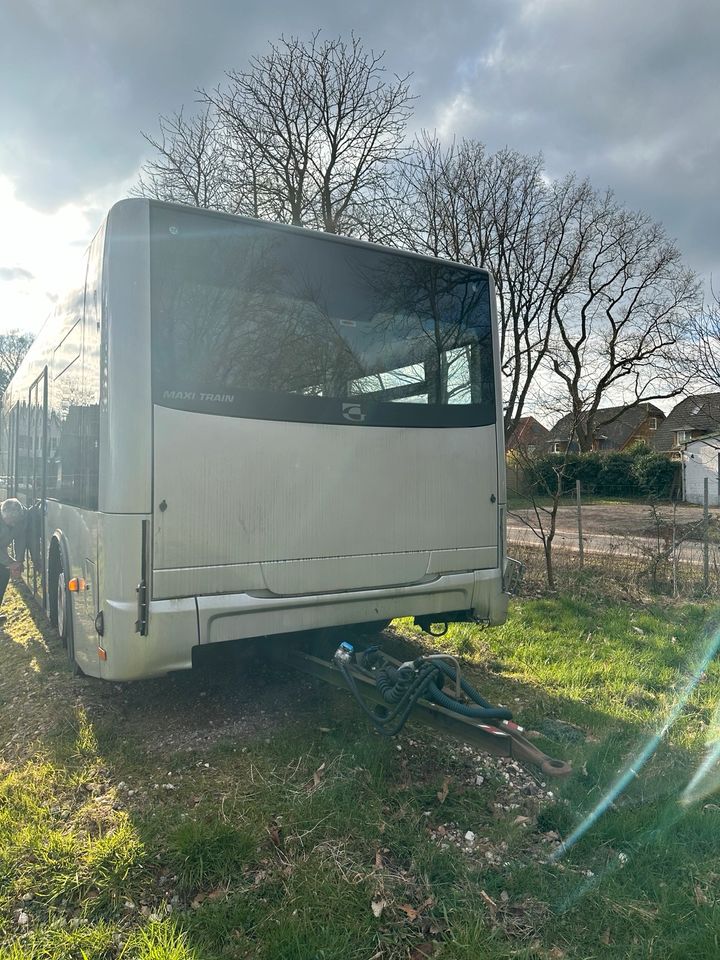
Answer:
[704, 477, 710, 592]
[672, 500, 678, 598]
[576, 480, 584, 570]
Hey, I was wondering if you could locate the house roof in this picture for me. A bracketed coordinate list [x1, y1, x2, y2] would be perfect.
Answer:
[548, 403, 665, 449]
[653, 394, 720, 451]
[506, 415, 550, 450]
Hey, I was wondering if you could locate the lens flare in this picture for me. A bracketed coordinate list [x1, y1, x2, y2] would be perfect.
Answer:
[551, 622, 720, 861]
[680, 697, 720, 806]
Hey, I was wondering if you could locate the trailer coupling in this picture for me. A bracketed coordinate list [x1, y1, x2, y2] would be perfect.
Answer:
[287, 642, 571, 778]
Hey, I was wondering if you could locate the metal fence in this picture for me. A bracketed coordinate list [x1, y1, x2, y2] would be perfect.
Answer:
[507, 478, 719, 597]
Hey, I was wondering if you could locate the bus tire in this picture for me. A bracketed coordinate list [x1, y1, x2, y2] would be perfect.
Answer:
[53, 555, 78, 673]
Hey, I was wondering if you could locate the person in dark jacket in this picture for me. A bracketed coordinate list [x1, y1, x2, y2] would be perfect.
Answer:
[0, 498, 27, 624]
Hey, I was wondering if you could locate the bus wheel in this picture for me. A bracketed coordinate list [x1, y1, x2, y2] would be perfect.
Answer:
[55, 563, 78, 672]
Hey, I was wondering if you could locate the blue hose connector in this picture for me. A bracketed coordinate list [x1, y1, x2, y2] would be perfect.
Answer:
[334, 640, 355, 665]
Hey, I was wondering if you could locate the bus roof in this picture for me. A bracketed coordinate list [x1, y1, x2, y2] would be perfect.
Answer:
[107, 197, 493, 280]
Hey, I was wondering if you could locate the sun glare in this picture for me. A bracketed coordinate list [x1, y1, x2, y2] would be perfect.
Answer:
[0, 176, 96, 334]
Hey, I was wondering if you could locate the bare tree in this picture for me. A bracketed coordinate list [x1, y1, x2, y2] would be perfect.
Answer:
[0, 329, 32, 394]
[133, 108, 240, 213]
[693, 284, 720, 390]
[401, 135, 592, 443]
[136, 33, 415, 236]
[507, 409, 583, 590]
[545, 191, 700, 451]
[401, 138, 699, 446]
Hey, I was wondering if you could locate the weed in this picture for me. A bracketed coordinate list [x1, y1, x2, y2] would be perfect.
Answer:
[164, 821, 258, 892]
[119, 921, 197, 959]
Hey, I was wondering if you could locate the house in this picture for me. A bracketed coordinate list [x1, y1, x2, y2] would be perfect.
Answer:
[683, 435, 720, 506]
[506, 416, 550, 454]
[546, 403, 665, 454]
[653, 393, 720, 457]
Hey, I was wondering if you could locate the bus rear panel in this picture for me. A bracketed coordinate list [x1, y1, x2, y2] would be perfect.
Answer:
[2, 199, 509, 681]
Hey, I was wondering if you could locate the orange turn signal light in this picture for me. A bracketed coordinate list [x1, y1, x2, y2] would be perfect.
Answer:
[67, 577, 85, 592]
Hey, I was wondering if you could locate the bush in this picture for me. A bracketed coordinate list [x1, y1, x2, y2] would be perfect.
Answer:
[526, 453, 572, 495]
[524, 447, 676, 500]
[573, 452, 604, 492]
[632, 452, 677, 498]
[598, 452, 639, 497]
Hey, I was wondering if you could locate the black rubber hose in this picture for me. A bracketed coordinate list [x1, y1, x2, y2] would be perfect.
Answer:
[430, 658, 501, 710]
[425, 678, 512, 720]
[338, 661, 438, 736]
[376, 666, 415, 704]
[338, 653, 511, 732]
[338, 661, 413, 727]
[372, 667, 433, 722]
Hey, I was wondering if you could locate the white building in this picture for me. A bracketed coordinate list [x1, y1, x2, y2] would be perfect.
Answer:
[684, 435, 720, 506]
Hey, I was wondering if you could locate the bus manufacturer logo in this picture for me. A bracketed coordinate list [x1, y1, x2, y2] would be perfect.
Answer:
[342, 403, 366, 423]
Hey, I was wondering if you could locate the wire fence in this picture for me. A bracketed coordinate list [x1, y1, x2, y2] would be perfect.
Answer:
[507, 476, 720, 598]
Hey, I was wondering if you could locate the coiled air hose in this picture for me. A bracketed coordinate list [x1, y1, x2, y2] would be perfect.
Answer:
[426, 659, 512, 721]
[334, 642, 512, 737]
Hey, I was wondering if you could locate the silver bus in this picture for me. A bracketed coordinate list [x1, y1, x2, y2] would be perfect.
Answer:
[0, 200, 509, 680]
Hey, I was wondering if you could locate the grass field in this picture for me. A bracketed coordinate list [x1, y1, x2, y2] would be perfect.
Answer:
[1, 584, 719, 958]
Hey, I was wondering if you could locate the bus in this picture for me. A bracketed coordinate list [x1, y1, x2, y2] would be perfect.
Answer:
[0, 199, 510, 681]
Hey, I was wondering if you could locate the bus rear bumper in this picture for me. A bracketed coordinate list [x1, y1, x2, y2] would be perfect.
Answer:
[196, 568, 507, 645]
[101, 569, 507, 681]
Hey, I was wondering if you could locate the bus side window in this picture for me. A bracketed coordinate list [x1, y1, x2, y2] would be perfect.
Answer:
[2, 402, 20, 499]
[0, 402, 6, 500]
[80, 228, 103, 511]
[50, 295, 85, 505]
[47, 228, 102, 511]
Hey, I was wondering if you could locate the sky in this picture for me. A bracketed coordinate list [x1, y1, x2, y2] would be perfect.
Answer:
[1, 0, 719, 336]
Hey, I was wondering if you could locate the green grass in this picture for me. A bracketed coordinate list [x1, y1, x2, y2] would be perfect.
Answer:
[164, 821, 258, 892]
[1, 583, 720, 958]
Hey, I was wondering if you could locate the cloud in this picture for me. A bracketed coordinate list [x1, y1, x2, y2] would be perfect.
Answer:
[0, 266, 34, 282]
[0, 1, 506, 210]
[1, 0, 718, 284]
[428, 0, 720, 277]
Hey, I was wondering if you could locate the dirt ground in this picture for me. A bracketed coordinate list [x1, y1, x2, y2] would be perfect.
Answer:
[0, 583, 560, 804]
[508, 501, 709, 538]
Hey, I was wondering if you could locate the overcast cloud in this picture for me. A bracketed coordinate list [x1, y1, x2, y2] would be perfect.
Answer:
[0, 266, 34, 282]
[1, 0, 718, 318]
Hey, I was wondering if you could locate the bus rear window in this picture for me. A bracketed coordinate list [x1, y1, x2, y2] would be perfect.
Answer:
[150, 206, 495, 428]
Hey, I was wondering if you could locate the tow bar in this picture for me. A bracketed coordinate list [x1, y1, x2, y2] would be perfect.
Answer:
[286, 641, 572, 779]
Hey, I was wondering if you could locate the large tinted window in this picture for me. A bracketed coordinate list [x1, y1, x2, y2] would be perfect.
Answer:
[47, 226, 103, 509]
[150, 206, 495, 428]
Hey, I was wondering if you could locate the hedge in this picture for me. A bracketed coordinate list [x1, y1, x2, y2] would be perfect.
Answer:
[521, 445, 677, 499]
